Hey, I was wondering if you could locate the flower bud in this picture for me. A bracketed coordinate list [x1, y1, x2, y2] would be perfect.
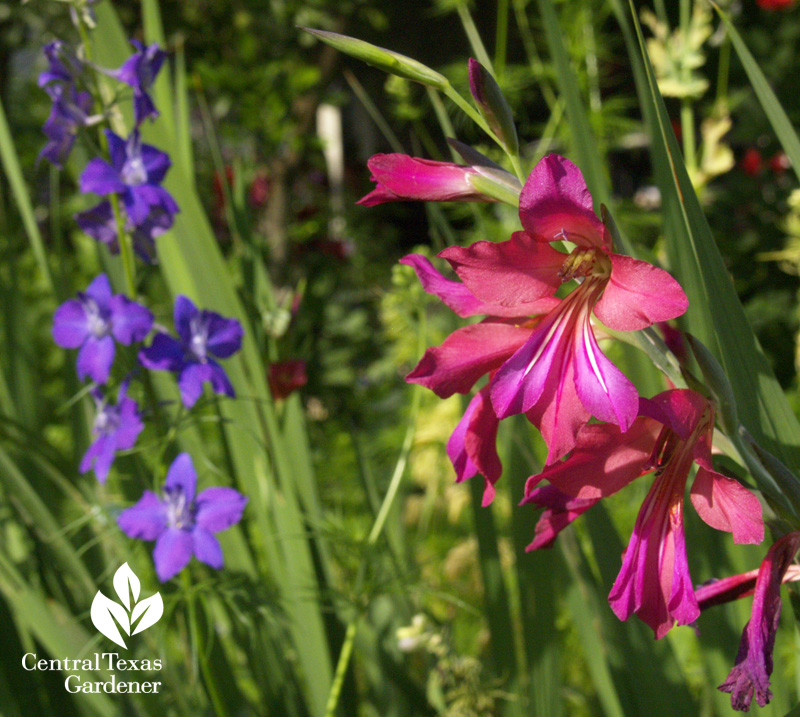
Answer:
[468, 58, 518, 155]
[301, 28, 448, 90]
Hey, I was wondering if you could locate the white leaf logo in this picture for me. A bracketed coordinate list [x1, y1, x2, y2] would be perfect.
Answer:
[113, 562, 140, 609]
[131, 593, 164, 636]
[91, 564, 162, 649]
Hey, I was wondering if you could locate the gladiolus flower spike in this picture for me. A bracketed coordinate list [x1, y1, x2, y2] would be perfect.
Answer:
[402, 154, 688, 498]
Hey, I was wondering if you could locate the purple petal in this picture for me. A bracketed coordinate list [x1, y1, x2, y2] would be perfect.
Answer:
[109, 295, 153, 344]
[106, 130, 128, 172]
[84, 274, 113, 306]
[77, 335, 115, 384]
[141, 143, 171, 183]
[52, 299, 90, 348]
[177, 362, 212, 408]
[133, 92, 159, 125]
[79, 435, 105, 475]
[164, 453, 197, 504]
[139, 333, 185, 371]
[90, 434, 119, 483]
[75, 201, 118, 249]
[117, 490, 167, 541]
[114, 397, 144, 449]
[490, 300, 573, 419]
[153, 528, 193, 582]
[80, 157, 125, 196]
[173, 295, 198, 344]
[192, 528, 224, 569]
[205, 315, 243, 358]
[608, 467, 699, 639]
[207, 361, 236, 399]
[195, 487, 247, 532]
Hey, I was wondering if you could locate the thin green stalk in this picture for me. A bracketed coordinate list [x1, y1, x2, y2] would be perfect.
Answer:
[456, 4, 495, 73]
[343, 70, 404, 154]
[109, 193, 136, 296]
[184, 573, 228, 716]
[495, 0, 510, 79]
[716, 34, 731, 113]
[322, 621, 357, 717]
[511, 0, 558, 111]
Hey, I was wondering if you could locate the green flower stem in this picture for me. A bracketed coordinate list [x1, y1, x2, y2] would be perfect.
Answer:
[76, 10, 137, 297]
[109, 193, 137, 297]
[442, 85, 526, 184]
[322, 621, 358, 717]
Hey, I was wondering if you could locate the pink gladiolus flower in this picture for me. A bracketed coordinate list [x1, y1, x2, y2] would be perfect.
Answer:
[357, 153, 505, 206]
[706, 531, 800, 711]
[489, 155, 688, 461]
[523, 389, 764, 639]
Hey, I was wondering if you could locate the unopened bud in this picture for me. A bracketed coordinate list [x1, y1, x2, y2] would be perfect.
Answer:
[468, 58, 519, 155]
[301, 28, 448, 90]
[466, 166, 522, 206]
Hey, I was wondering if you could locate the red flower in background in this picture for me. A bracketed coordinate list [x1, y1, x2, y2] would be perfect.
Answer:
[758, 0, 794, 9]
[740, 148, 763, 177]
[269, 360, 308, 400]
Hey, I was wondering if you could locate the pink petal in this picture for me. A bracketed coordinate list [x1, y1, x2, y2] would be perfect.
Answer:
[406, 321, 535, 397]
[358, 154, 488, 204]
[447, 385, 502, 504]
[523, 484, 600, 550]
[518, 154, 608, 249]
[523, 417, 659, 502]
[690, 468, 764, 545]
[639, 389, 710, 441]
[525, 356, 590, 464]
[400, 254, 559, 319]
[594, 254, 688, 331]
[440, 231, 563, 311]
[490, 299, 575, 419]
[608, 471, 700, 638]
[571, 311, 638, 431]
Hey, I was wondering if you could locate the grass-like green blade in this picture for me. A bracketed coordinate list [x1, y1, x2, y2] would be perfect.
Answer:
[0, 97, 55, 296]
[0, 448, 95, 603]
[625, 1, 800, 474]
[714, 4, 800, 184]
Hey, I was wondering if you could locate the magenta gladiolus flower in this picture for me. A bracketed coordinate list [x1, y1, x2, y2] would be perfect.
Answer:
[708, 531, 800, 711]
[523, 389, 764, 639]
[488, 154, 688, 461]
[357, 153, 504, 206]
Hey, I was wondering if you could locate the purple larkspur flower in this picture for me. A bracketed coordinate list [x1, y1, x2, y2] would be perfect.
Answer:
[118, 453, 247, 582]
[139, 296, 243, 408]
[38, 40, 82, 88]
[75, 199, 173, 263]
[40, 84, 93, 167]
[114, 40, 167, 125]
[52, 274, 153, 384]
[80, 129, 179, 227]
[81, 383, 144, 483]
